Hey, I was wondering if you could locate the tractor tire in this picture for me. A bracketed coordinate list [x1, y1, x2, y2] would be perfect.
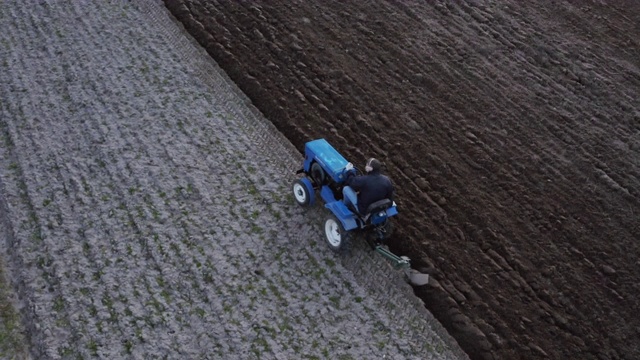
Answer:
[310, 162, 327, 186]
[292, 179, 312, 206]
[324, 215, 352, 253]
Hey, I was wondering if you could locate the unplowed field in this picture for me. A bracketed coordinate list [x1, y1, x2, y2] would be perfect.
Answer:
[0, 1, 468, 359]
[164, 1, 640, 359]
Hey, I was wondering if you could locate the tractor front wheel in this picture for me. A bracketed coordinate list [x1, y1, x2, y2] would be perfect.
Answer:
[324, 215, 351, 252]
[310, 162, 327, 186]
[292, 179, 312, 206]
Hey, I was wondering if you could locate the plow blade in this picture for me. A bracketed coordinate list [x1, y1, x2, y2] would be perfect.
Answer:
[374, 246, 430, 286]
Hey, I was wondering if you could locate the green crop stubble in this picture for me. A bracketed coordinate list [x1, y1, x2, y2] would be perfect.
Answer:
[0, 258, 28, 358]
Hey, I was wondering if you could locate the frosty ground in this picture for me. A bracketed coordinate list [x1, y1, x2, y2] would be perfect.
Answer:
[0, 1, 468, 359]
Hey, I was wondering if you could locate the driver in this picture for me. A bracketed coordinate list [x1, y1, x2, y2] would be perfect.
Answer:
[342, 158, 394, 215]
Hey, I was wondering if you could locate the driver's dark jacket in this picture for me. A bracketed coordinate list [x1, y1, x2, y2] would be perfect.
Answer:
[345, 170, 394, 214]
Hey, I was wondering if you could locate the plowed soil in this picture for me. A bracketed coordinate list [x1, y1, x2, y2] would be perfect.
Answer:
[164, 1, 640, 359]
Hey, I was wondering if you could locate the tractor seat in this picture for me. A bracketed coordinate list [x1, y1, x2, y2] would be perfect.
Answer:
[365, 198, 393, 216]
[346, 198, 393, 221]
[359, 198, 393, 222]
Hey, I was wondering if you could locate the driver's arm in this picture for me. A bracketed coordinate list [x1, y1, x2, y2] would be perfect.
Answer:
[346, 175, 366, 192]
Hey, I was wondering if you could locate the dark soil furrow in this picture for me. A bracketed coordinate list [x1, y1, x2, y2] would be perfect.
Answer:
[165, 1, 640, 359]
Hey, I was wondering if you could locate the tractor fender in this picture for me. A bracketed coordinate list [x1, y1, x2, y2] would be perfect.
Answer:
[386, 204, 398, 217]
[324, 201, 358, 231]
[319, 185, 337, 204]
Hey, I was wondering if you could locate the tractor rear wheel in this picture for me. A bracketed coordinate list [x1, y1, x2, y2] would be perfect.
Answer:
[324, 215, 352, 252]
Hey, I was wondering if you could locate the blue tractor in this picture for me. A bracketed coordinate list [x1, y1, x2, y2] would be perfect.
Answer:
[292, 138, 412, 270]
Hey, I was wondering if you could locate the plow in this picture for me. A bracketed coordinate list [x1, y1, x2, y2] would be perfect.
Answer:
[292, 139, 430, 286]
